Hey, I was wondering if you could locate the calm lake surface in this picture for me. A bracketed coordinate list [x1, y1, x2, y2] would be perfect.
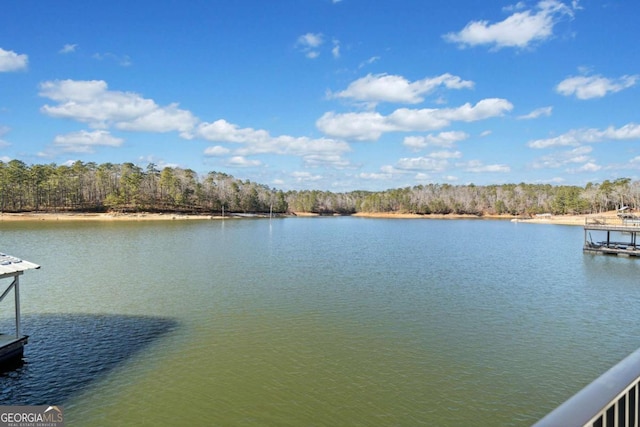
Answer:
[1, 217, 639, 426]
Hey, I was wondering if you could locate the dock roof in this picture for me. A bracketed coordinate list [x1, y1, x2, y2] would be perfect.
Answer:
[0, 253, 40, 279]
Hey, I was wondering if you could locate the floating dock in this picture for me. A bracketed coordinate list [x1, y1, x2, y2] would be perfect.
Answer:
[584, 215, 640, 257]
[0, 253, 39, 365]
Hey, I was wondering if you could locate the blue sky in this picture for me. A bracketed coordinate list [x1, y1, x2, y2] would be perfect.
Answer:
[1, 0, 639, 191]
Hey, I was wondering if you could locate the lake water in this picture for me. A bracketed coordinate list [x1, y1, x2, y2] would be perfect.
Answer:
[1, 217, 639, 426]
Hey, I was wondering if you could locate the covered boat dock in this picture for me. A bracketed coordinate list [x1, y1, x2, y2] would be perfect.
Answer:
[0, 253, 39, 365]
[584, 213, 640, 257]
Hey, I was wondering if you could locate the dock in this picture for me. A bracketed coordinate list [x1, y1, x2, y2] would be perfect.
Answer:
[0, 253, 39, 365]
[0, 335, 29, 364]
[583, 214, 640, 257]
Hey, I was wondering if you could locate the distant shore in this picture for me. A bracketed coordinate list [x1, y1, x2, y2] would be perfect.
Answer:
[0, 210, 621, 225]
[352, 211, 599, 225]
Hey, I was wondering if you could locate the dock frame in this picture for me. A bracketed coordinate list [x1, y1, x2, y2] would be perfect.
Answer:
[0, 254, 39, 365]
[0, 273, 28, 363]
[584, 216, 640, 257]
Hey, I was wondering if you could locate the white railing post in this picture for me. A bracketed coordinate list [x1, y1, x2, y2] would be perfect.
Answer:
[14, 275, 20, 338]
[633, 382, 640, 426]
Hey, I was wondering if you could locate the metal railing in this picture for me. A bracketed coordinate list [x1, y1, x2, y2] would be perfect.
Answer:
[535, 347, 640, 427]
[586, 216, 640, 228]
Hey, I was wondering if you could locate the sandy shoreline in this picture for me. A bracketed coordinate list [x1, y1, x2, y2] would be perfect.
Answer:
[0, 212, 227, 221]
[353, 211, 623, 225]
[0, 210, 620, 225]
[352, 211, 588, 225]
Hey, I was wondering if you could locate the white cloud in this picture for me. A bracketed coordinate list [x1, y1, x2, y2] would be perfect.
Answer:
[331, 73, 474, 105]
[604, 156, 640, 173]
[116, 103, 198, 133]
[40, 79, 109, 102]
[503, 2, 527, 12]
[443, 0, 577, 50]
[531, 145, 593, 168]
[203, 146, 231, 156]
[227, 156, 262, 168]
[316, 111, 388, 141]
[460, 160, 511, 173]
[59, 44, 78, 54]
[358, 56, 380, 69]
[429, 150, 462, 159]
[396, 156, 449, 172]
[413, 173, 434, 183]
[518, 106, 553, 119]
[292, 171, 323, 182]
[195, 119, 268, 143]
[380, 165, 399, 174]
[568, 162, 601, 173]
[52, 130, 124, 153]
[39, 79, 198, 134]
[233, 134, 349, 158]
[542, 177, 567, 184]
[136, 155, 178, 170]
[556, 74, 638, 99]
[317, 98, 513, 140]
[403, 131, 469, 150]
[298, 33, 323, 48]
[358, 172, 393, 181]
[297, 33, 324, 58]
[527, 123, 640, 148]
[0, 126, 10, 148]
[332, 40, 341, 59]
[0, 48, 28, 72]
[303, 154, 351, 168]
[196, 119, 351, 167]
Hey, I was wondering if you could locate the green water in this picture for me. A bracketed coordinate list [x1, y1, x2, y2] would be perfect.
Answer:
[2, 218, 640, 426]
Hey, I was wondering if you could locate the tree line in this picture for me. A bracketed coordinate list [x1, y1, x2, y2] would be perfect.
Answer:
[0, 160, 637, 216]
[0, 160, 286, 214]
[286, 179, 637, 216]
